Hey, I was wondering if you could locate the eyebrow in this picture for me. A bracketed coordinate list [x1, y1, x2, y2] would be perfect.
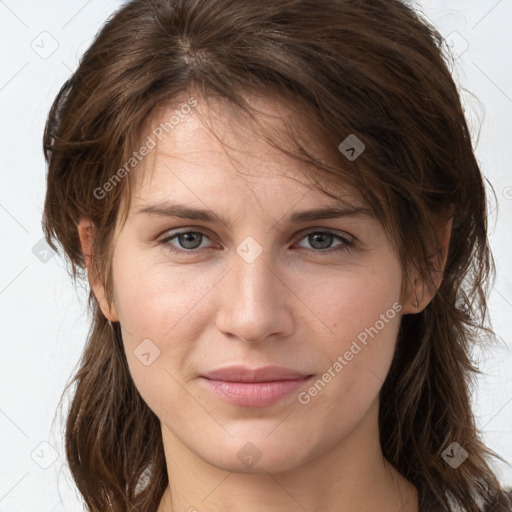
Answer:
[135, 201, 371, 226]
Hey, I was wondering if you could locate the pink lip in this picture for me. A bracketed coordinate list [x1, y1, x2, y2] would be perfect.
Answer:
[201, 365, 311, 382]
[200, 365, 313, 407]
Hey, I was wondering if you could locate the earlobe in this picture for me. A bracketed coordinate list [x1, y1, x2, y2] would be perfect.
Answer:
[77, 218, 94, 270]
[402, 215, 453, 315]
[401, 276, 421, 315]
[77, 218, 119, 322]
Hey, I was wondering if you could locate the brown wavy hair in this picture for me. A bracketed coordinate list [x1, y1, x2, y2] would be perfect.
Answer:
[42, 0, 512, 510]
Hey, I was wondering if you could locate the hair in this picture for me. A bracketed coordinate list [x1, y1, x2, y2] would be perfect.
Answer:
[42, 0, 512, 510]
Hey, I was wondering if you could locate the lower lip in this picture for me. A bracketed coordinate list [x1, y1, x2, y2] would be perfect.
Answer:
[200, 376, 313, 407]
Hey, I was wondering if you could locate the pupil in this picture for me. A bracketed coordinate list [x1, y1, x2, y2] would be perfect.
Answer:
[180, 233, 201, 249]
[311, 233, 332, 249]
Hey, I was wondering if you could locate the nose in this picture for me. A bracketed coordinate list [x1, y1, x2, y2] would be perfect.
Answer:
[215, 248, 295, 344]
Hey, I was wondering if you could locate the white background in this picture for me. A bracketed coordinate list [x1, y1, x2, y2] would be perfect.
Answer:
[0, 1, 510, 510]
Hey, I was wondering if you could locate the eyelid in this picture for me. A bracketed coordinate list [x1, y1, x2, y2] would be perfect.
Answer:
[156, 226, 217, 245]
[157, 226, 357, 253]
[295, 226, 355, 244]
[156, 225, 355, 242]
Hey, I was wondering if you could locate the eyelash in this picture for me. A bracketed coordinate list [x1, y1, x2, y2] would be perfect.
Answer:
[158, 228, 355, 256]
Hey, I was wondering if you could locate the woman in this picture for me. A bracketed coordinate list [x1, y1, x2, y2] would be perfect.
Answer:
[42, 0, 512, 510]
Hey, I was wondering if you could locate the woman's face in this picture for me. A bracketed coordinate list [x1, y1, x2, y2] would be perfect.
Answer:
[102, 94, 409, 473]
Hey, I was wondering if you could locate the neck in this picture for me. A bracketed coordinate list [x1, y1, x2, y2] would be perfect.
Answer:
[156, 399, 418, 512]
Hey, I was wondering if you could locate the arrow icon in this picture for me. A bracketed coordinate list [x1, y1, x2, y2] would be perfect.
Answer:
[236, 236, 263, 263]
[134, 339, 161, 366]
[338, 134, 365, 161]
[31, 31, 59, 60]
[236, 441, 262, 467]
[441, 442, 468, 468]
[32, 237, 55, 263]
[31, 441, 59, 469]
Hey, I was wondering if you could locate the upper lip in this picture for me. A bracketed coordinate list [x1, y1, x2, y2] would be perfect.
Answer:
[201, 365, 313, 382]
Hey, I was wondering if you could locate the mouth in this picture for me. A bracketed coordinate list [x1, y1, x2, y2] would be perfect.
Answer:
[201, 365, 313, 383]
[199, 365, 314, 407]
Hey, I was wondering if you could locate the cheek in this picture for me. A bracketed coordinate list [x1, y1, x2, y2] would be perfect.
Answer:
[304, 259, 403, 347]
[301, 262, 403, 403]
[110, 252, 219, 403]
[112, 248, 214, 341]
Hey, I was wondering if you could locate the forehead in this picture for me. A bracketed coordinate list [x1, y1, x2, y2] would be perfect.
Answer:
[126, 91, 366, 214]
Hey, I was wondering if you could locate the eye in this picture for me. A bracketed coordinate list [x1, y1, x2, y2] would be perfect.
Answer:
[158, 228, 354, 255]
[160, 230, 213, 254]
[294, 230, 354, 254]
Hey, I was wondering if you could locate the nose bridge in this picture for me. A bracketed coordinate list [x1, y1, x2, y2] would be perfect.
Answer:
[235, 246, 276, 309]
[216, 240, 293, 342]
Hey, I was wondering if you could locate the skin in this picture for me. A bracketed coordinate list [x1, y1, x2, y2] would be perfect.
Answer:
[78, 92, 451, 512]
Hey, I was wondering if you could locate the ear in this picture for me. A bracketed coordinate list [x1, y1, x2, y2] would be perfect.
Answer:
[402, 214, 453, 315]
[77, 218, 119, 322]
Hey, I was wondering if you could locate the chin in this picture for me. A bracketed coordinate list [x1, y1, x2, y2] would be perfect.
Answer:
[192, 428, 327, 475]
